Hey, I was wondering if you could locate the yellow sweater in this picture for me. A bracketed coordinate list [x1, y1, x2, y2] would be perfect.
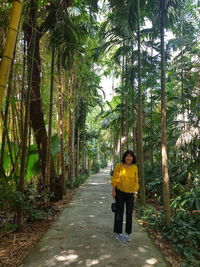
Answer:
[111, 162, 139, 193]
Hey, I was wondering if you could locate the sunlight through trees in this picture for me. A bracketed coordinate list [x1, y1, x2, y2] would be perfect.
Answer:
[0, 0, 199, 265]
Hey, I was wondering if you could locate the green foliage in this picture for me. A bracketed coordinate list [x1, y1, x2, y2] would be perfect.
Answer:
[164, 211, 200, 266]
[100, 158, 107, 168]
[24, 186, 55, 222]
[144, 163, 162, 202]
[0, 179, 25, 214]
[26, 145, 41, 181]
[1, 142, 19, 173]
[142, 159, 200, 264]
[91, 162, 101, 173]
[0, 1, 10, 34]
[0, 222, 18, 234]
[51, 134, 61, 156]
[136, 203, 200, 266]
[68, 173, 89, 189]
[0, 180, 55, 230]
[0, 4, 199, 267]
[135, 204, 164, 231]
[171, 187, 200, 211]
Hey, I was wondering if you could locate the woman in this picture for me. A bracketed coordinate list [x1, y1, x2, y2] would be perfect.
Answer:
[111, 150, 139, 243]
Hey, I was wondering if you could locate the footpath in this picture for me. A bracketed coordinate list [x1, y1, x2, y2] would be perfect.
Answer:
[20, 167, 169, 267]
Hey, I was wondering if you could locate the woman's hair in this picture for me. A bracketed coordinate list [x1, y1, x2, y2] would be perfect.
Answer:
[121, 150, 137, 164]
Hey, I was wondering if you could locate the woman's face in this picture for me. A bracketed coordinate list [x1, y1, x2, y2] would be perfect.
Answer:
[125, 154, 133, 164]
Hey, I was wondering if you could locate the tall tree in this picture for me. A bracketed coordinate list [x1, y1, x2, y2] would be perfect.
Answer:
[137, 0, 146, 205]
[45, 47, 55, 188]
[57, 51, 67, 194]
[160, 0, 171, 226]
[24, 0, 59, 198]
[17, 5, 37, 229]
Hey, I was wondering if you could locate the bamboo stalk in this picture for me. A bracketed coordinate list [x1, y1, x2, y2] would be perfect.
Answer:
[0, 0, 23, 111]
[0, 61, 14, 173]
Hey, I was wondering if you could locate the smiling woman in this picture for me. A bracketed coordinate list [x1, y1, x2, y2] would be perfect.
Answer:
[111, 150, 139, 243]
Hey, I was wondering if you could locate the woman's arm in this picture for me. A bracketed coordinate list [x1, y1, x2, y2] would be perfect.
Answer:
[111, 163, 120, 187]
[112, 186, 116, 198]
[111, 163, 120, 198]
[133, 166, 139, 198]
[133, 166, 139, 192]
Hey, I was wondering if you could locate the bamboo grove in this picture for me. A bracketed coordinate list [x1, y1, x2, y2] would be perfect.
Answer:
[0, 0, 106, 229]
[0, 0, 200, 265]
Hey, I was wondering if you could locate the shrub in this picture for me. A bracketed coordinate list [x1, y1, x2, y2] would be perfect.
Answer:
[68, 173, 89, 189]
[0, 181, 55, 231]
[0, 179, 25, 216]
[91, 163, 101, 173]
[144, 163, 162, 202]
[135, 203, 164, 231]
[171, 187, 200, 211]
[23, 186, 55, 222]
[135, 203, 200, 266]
[163, 210, 200, 266]
[100, 158, 107, 168]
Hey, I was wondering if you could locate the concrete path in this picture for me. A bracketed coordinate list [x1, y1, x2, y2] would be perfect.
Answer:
[21, 167, 169, 267]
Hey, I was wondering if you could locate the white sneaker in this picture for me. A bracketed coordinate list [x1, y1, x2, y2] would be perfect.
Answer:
[124, 233, 132, 242]
[115, 234, 126, 243]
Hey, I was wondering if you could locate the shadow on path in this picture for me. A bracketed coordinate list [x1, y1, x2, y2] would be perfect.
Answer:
[20, 167, 169, 267]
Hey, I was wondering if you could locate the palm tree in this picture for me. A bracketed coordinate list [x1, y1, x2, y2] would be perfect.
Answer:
[69, 69, 76, 182]
[45, 47, 55, 189]
[143, 0, 185, 226]
[160, 0, 171, 227]
[137, 0, 146, 205]
[98, 0, 148, 203]
[57, 50, 67, 194]
[157, 0, 185, 226]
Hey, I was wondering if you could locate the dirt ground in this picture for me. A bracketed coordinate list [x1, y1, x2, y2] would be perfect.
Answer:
[19, 167, 170, 267]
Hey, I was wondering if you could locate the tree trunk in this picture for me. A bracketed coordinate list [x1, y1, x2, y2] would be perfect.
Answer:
[160, 0, 171, 226]
[125, 53, 129, 150]
[65, 90, 70, 179]
[150, 90, 154, 166]
[58, 54, 66, 194]
[69, 71, 76, 182]
[1, 111, 14, 171]
[45, 47, 55, 187]
[24, 0, 58, 198]
[131, 84, 136, 151]
[70, 104, 76, 181]
[131, 41, 136, 151]
[137, 0, 146, 205]
[76, 128, 80, 178]
[0, 0, 23, 111]
[0, 63, 13, 175]
[120, 49, 125, 158]
[17, 5, 37, 229]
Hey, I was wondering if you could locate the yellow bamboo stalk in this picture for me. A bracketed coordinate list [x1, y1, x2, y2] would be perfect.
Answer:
[0, 0, 23, 111]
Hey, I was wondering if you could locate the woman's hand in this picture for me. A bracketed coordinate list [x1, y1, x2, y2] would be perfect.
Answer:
[134, 193, 138, 199]
[112, 187, 116, 198]
[112, 191, 116, 198]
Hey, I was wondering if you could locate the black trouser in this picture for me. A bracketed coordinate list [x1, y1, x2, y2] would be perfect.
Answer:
[114, 188, 134, 234]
